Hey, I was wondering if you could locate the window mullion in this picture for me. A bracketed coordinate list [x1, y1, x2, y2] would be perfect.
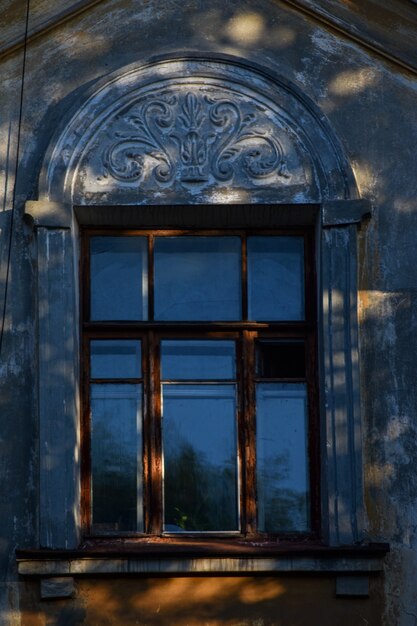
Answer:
[306, 328, 321, 536]
[148, 235, 154, 321]
[82, 233, 91, 323]
[145, 331, 163, 534]
[242, 236, 248, 321]
[81, 335, 92, 534]
[242, 330, 257, 535]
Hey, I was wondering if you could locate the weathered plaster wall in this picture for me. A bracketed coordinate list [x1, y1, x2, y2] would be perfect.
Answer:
[0, 43, 38, 626]
[1, 0, 417, 624]
[17, 575, 383, 626]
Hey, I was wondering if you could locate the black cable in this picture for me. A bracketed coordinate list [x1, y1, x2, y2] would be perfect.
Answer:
[0, 0, 31, 358]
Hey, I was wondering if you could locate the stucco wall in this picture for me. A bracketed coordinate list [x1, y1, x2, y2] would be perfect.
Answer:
[1, 0, 417, 624]
[17, 575, 383, 626]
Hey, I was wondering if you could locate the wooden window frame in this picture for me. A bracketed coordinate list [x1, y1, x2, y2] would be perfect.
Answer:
[24, 198, 373, 551]
[80, 226, 320, 541]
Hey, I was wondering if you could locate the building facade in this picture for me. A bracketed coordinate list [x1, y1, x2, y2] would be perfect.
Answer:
[1, 0, 417, 624]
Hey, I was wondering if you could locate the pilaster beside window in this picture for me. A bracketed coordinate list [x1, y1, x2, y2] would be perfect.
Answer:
[26, 201, 80, 548]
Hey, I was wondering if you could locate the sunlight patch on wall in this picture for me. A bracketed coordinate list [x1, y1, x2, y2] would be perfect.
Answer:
[207, 189, 251, 204]
[225, 12, 265, 45]
[127, 577, 286, 612]
[329, 69, 378, 96]
[367, 462, 395, 488]
[239, 580, 285, 603]
[351, 160, 378, 197]
[270, 26, 296, 49]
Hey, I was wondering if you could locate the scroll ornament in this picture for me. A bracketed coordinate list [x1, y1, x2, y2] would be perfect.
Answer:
[100, 92, 290, 186]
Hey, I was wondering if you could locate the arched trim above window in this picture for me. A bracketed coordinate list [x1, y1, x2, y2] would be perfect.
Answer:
[39, 55, 357, 207]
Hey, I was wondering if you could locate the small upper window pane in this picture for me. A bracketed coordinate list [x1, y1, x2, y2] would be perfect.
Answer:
[154, 237, 241, 321]
[90, 237, 148, 321]
[161, 340, 235, 380]
[247, 237, 304, 321]
[91, 340, 142, 379]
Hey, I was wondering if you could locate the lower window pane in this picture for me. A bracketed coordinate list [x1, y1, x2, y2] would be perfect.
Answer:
[256, 383, 310, 532]
[91, 384, 143, 532]
[162, 384, 238, 532]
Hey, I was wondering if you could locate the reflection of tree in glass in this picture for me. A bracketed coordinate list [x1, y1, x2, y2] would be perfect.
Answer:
[164, 441, 237, 531]
[92, 418, 137, 531]
[258, 451, 308, 532]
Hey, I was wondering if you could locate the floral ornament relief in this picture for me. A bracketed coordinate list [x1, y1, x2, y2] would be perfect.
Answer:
[100, 92, 291, 187]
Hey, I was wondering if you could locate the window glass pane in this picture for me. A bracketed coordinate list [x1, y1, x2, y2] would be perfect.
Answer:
[90, 237, 148, 321]
[162, 384, 238, 532]
[154, 237, 241, 321]
[91, 384, 143, 532]
[91, 340, 141, 379]
[248, 237, 304, 321]
[161, 340, 235, 380]
[256, 341, 305, 379]
[256, 383, 309, 532]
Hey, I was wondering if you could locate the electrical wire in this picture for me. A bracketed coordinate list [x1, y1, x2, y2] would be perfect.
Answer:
[0, 0, 31, 358]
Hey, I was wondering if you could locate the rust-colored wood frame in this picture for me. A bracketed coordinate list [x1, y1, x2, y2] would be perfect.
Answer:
[80, 227, 320, 541]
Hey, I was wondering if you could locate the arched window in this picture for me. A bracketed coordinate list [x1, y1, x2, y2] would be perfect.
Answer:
[23, 58, 373, 564]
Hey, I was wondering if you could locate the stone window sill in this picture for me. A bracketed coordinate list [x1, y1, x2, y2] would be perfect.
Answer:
[16, 542, 389, 576]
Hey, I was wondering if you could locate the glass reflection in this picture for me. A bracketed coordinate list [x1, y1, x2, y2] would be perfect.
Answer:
[91, 384, 143, 531]
[90, 237, 148, 321]
[154, 237, 241, 321]
[256, 383, 309, 532]
[91, 340, 141, 379]
[247, 236, 304, 321]
[162, 384, 238, 532]
[161, 340, 235, 380]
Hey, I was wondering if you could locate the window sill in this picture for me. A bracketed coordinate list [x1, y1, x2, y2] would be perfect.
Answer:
[16, 541, 389, 576]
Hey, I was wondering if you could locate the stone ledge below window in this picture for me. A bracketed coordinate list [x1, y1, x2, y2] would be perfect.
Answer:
[16, 543, 389, 576]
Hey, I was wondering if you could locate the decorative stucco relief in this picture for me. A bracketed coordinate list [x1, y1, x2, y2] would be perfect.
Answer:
[100, 91, 290, 186]
[41, 58, 356, 203]
[79, 82, 314, 203]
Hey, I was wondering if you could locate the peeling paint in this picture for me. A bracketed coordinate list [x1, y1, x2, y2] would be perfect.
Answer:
[310, 29, 341, 54]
